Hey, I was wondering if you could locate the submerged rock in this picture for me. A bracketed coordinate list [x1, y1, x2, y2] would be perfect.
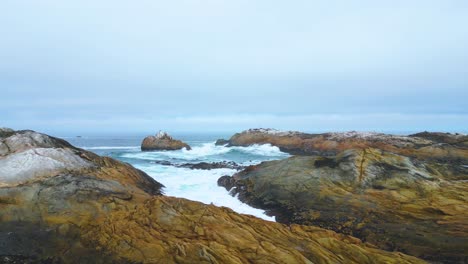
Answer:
[141, 131, 191, 151]
[220, 147, 468, 263]
[181, 161, 244, 170]
[152, 160, 244, 170]
[0, 129, 425, 263]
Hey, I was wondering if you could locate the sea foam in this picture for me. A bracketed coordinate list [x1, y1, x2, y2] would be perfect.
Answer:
[135, 163, 275, 221]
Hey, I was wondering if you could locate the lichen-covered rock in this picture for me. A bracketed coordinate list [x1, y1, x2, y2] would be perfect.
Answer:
[141, 131, 191, 151]
[224, 129, 468, 165]
[221, 148, 468, 263]
[0, 130, 425, 263]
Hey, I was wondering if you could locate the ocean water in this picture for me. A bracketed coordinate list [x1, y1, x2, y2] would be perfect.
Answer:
[64, 134, 290, 221]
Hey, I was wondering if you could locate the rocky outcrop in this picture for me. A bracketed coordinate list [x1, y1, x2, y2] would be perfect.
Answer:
[220, 147, 468, 263]
[220, 129, 468, 165]
[0, 129, 424, 263]
[409, 131, 468, 147]
[141, 131, 191, 151]
[214, 138, 229, 146]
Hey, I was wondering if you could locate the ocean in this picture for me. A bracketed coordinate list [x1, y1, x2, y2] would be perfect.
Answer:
[63, 133, 290, 221]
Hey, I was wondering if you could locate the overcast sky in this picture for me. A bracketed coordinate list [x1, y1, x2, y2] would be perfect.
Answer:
[1, 0, 467, 135]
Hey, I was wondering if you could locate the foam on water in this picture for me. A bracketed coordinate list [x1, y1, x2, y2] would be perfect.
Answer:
[121, 142, 286, 161]
[231, 144, 285, 156]
[73, 139, 289, 221]
[136, 163, 275, 221]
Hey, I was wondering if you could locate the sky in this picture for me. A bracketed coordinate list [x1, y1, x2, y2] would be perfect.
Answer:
[1, 0, 467, 135]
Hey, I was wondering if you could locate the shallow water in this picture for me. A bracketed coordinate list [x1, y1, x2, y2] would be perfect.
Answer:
[65, 134, 289, 221]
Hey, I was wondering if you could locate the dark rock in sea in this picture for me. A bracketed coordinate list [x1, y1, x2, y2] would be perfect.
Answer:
[152, 160, 244, 170]
[220, 146, 468, 263]
[217, 175, 236, 191]
[0, 129, 424, 263]
[180, 161, 244, 170]
[141, 131, 191, 151]
[215, 138, 230, 146]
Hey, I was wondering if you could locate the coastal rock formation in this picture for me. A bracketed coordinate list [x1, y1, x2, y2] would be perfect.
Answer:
[214, 138, 229, 146]
[220, 147, 468, 263]
[0, 129, 424, 263]
[141, 131, 191, 151]
[219, 128, 468, 164]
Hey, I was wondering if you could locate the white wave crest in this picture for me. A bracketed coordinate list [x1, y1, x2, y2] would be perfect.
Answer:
[231, 144, 286, 156]
[120, 142, 288, 161]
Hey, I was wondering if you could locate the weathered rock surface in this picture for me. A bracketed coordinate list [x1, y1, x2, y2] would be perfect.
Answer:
[141, 131, 191, 151]
[0, 129, 425, 263]
[220, 147, 468, 263]
[221, 128, 468, 165]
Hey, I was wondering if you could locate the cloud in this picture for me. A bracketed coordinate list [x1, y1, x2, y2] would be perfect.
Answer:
[4, 113, 467, 135]
[0, 1, 467, 134]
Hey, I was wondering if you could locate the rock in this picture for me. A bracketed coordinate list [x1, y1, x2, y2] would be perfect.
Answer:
[151, 160, 244, 170]
[223, 128, 468, 164]
[141, 131, 191, 151]
[215, 138, 229, 146]
[0, 128, 15, 138]
[217, 175, 236, 190]
[181, 161, 244, 170]
[0, 129, 425, 263]
[409, 131, 468, 147]
[221, 147, 468, 263]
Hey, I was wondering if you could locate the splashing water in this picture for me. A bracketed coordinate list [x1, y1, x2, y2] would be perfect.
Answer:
[66, 136, 289, 221]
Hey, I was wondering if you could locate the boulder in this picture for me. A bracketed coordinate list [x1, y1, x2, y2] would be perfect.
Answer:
[0, 129, 425, 263]
[220, 147, 468, 263]
[141, 131, 191, 151]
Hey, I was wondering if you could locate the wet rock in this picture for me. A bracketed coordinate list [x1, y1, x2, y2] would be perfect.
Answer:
[222, 148, 468, 263]
[215, 139, 229, 146]
[141, 131, 191, 151]
[179, 161, 244, 170]
[217, 175, 236, 191]
[152, 160, 244, 170]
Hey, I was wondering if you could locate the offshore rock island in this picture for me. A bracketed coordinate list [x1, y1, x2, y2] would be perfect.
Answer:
[218, 129, 468, 263]
[0, 128, 425, 263]
[141, 131, 191, 151]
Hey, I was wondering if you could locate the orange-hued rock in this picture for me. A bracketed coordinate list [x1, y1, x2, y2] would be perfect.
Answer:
[220, 147, 468, 263]
[141, 131, 191, 151]
[220, 128, 468, 164]
[0, 129, 424, 263]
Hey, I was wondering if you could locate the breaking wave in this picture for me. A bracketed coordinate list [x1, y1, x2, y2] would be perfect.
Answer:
[120, 142, 287, 161]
